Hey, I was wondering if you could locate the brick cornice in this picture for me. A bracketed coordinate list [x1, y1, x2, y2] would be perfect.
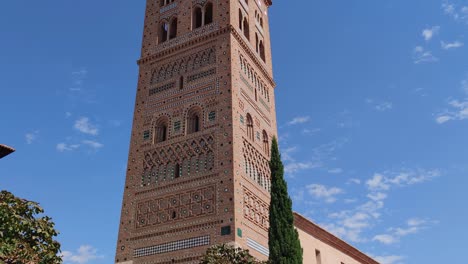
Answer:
[137, 25, 276, 88]
[293, 213, 380, 264]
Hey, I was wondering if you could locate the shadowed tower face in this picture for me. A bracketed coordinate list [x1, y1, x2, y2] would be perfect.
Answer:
[115, 0, 276, 263]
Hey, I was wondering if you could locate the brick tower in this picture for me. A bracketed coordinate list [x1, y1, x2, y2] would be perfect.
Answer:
[115, 0, 276, 263]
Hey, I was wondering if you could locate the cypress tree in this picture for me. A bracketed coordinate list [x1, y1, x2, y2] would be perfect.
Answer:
[268, 137, 303, 264]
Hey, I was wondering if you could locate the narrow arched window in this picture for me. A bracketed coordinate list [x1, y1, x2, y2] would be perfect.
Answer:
[154, 117, 169, 143]
[255, 33, 259, 53]
[159, 22, 169, 43]
[187, 107, 202, 134]
[246, 113, 254, 141]
[193, 7, 203, 29]
[260, 18, 264, 27]
[259, 41, 265, 62]
[169, 17, 177, 39]
[205, 3, 213, 25]
[239, 9, 243, 30]
[243, 18, 250, 40]
[262, 130, 269, 155]
[179, 76, 184, 90]
[175, 163, 181, 178]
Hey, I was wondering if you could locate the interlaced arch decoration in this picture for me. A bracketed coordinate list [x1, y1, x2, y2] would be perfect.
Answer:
[150, 47, 216, 85]
[142, 133, 215, 187]
[243, 187, 269, 231]
[242, 138, 271, 192]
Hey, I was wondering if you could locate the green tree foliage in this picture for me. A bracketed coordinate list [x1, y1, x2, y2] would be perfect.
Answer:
[0, 190, 62, 264]
[268, 137, 303, 264]
[200, 244, 267, 264]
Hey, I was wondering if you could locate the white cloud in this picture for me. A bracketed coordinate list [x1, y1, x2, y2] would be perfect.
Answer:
[285, 162, 320, 174]
[441, 40, 464, 49]
[82, 140, 104, 150]
[366, 170, 440, 191]
[74, 117, 99, 136]
[367, 192, 387, 201]
[347, 178, 361, 185]
[25, 131, 39, 144]
[442, 1, 468, 23]
[288, 116, 310, 125]
[413, 46, 438, 64]
[422, 26, 440, 41]
[373, 234, 398, 245]
[366, 174, 390, 191]
[373, 217, 431, 245]
[62, 245, 103, 264]
[374, 255, 405, 264]
[56, 143, 80, 152]
[306, 184, 343, 203]
[436, 99, 468, 124]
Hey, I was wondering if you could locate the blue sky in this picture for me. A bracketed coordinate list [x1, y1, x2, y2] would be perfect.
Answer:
[0, 1, 467, 264]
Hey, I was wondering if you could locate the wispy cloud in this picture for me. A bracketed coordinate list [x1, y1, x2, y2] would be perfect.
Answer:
[82, 140, 104, 150]
[62, 245, 103, 264]
[70, 69, 88, 92]
[441, 40, 464, 50]
[74, 117, 99, 136]
[366, 169, 440, 191]
[284, 162, 320, 175]
[56, 143, 80, 152]
[442, 1, 468, 24]
[373, 218, 433, 245]
[306, 184, 343, 203]
[287, 116, 310, 125]
[413, 46, 438, 64]
[366, 99, 393, 112]
[25, 131, 39, 144]
[436, 99, 468, 124]
[422, 26, 440, 41]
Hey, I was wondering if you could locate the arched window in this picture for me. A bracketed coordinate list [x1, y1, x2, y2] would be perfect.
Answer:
[262, 130, 269, 155]
[246, 113, 254, 141]
[179, 76, 184, 90]
[239, 9, 243, 30]
[243, 18, 250, 40]
[193, 7, 203, 29]
[259, 41, 265, 62]
[255, 33, 259, 53]
[260, 18, 264, 27]
[187, 107, 202, 134]
[159, 22, 169, 43]
[175, 163, 181, 178]
[169, 17, 177, 39]
[154, 117, 169, 143]
[204, 3, 213, 25]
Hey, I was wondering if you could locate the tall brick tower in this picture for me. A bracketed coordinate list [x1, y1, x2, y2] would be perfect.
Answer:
[115, 0, 276, 263]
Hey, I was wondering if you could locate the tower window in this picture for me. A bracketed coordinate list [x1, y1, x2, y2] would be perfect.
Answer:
[262, 130, 269, 155]
[159, 22, 169, 43]
[187, 107, 202, 134]
[221, 226, 231, 236]
[239, 9, 243, 30]
[155, 117, 169, 143]
[259, 41, 266, 62]
[243, 18, 250, 40]
[193, 7, 203, 29]
[246, 113, 254, 141]
[169, 17, 177, 39]
[204, 3, 213, 25]
[143, 130, 151, 141]
[315, 250, 322, 264]
[179, 76, 184, 90]
[175, 163, 181, 178]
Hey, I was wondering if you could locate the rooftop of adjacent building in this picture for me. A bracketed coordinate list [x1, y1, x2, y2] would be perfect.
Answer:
[293, 212, 379, 264]
[0, 144, 15, 159]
